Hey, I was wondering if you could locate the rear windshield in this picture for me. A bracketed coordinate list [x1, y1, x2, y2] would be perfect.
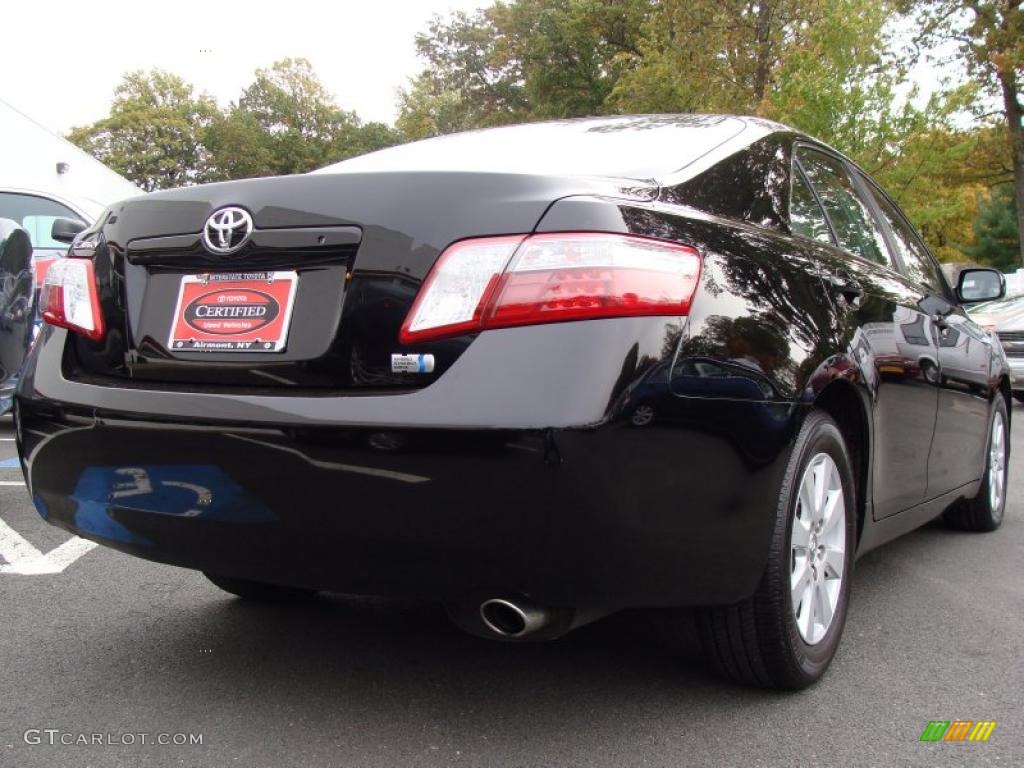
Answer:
[316, 115, 747, 180]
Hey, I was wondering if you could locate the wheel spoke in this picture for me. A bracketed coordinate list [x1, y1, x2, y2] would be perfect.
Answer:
[814, 578, 833, 630]
[801, 576, 816, 638]
[820, 547, 844, 580]
[812, 460, 827, 522]
[791, 561, 812, 610]
[798, 478, 815, 524]
[791, 515, 812, 548]
[820, 490, 844, 538]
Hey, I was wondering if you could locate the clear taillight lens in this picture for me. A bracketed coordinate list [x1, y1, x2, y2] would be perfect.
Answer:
[400, 232, 701, 344]
[40, 257, 105, 341]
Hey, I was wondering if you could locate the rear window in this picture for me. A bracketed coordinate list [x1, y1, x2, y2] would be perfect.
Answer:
[316, 115, 747, 180]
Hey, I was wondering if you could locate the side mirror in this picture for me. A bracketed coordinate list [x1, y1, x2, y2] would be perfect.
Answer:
[50, 217, 88, 245]
[956, 268, 1005, 304]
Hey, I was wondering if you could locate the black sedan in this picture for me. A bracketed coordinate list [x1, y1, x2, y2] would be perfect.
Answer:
[14, 115, 1011, 689]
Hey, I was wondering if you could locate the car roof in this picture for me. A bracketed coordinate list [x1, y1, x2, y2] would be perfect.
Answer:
[318, 114, 793, 183]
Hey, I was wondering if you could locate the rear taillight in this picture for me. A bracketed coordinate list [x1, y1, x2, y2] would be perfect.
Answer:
[40, 257, 105, 341]
[400, 232, 701, 344]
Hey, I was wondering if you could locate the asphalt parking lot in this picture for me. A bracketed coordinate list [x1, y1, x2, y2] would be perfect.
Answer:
[1, 410, 1022, 768]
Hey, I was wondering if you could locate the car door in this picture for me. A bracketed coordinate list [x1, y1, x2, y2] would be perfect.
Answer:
[858, 178, 994, 495]
[794, 146, 941, 518]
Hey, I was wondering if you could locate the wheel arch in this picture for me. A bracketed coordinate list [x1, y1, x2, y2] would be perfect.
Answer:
[998, 374, 1012, 431]
[812, 378, 872, 545]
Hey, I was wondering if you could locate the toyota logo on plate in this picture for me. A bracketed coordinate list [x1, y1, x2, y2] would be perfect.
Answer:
[202, 206, 253, 255]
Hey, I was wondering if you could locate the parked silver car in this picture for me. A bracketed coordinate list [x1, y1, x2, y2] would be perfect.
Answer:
[968, 294, 1024, 402]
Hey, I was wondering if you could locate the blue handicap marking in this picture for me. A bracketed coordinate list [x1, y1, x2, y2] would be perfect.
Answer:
[0, 457, 20, 468]
[65, 465, 276, 547]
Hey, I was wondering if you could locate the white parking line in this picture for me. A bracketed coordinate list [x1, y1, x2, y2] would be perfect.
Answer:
[0, 481, 25, 486]
[0, 518, 97, 575]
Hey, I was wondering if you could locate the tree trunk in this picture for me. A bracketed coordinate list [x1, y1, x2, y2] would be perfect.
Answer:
[1001, 67, 1024, 267]
[751, 1, 774, 106]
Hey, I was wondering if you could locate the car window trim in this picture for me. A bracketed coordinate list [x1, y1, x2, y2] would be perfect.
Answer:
[849, 170, 956, 301]
[844, 164, 910, 274]
[793, 140, 903, 274]
[790, 153, 839, 247]
[788, 145, 903, 275]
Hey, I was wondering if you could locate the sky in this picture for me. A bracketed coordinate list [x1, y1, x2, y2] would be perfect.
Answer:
[2, 0, 487, 135]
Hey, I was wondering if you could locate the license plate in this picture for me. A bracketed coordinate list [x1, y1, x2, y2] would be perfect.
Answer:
[168, 271, 298, 353]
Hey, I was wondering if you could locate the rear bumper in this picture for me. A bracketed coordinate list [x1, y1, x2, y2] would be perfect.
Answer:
[16, 323, 804, 610]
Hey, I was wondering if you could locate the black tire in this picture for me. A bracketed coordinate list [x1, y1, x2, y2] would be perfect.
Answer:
[1013, 392, 1024, 404]
[943, 395, 1009, 532]
[204, 573, 317, 602]
[696, 410, 857, 689]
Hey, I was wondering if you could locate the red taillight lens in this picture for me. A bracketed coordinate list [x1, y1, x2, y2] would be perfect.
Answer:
[40, 257, 105, 341]
[400, 232, 701, 344]
[33, 256, 57, 286]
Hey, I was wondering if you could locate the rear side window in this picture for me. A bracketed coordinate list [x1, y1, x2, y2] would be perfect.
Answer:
[796, 149, 890, 267]
[864, 182, 945, 294]
[790, 168, 833, 244]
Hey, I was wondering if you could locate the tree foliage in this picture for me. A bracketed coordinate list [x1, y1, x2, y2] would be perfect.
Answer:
[70, 59, 400, 187]
[70, 1, 1021, 267]
[68, 70, 220, 191]
[397, 1, 649, 137]
[611, 0, 832, 113]
[966, 184, 1021, 269]
[911, 0, 1024, 265]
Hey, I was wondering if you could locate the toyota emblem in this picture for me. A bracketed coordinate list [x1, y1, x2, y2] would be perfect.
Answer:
[202, 206, 254, 255]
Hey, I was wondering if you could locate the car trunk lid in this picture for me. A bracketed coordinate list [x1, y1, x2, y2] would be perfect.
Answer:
[69, 171, 655, 392]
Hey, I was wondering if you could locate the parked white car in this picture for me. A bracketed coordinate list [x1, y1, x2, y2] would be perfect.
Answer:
[0, 98, 141, 412]
[1, 97, 141, 277]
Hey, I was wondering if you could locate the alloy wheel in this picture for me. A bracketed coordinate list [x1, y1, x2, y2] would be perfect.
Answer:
[790, 452, 846, 645]
[988, 409, 1007, 516]
[631, 405, 655, 427]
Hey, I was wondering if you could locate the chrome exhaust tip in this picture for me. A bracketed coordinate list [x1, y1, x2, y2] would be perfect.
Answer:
[479, 597, 550, 638]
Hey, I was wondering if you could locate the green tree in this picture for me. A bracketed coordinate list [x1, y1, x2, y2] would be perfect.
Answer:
[220, 58, 363, 176]
[204, 109, 275, 181]
[337, 121, 403, 161]
[912, 0, 1024, 266]
[68, 70, 220, 191]
[489, 0, 649, 118]
[397, 1, 649, 137]
[870, 123, 1012, 261]
[966, 184, 1021, 268]
[398, 10, 528, 135]
[396, 73, 479, 140]
[610, 0, 834, 114]
[208, 58, 401, 179]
